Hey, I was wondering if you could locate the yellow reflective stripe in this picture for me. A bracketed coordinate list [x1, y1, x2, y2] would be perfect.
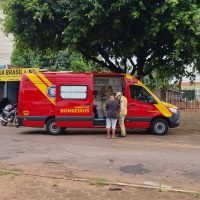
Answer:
[37, 73, 52, 87]
[154, 104, 172, 117]
[26, 74, 55, 105]
[162, 101, 178, 109]
[125, 74, 133, 81]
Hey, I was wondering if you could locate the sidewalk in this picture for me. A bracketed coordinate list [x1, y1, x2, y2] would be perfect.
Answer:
[0, 166, 197, 200]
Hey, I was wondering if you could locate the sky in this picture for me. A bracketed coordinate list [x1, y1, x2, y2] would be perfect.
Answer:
[181, 67, 200, 82]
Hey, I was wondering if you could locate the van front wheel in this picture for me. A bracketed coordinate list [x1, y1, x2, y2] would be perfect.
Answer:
[46, 118, 64, 135]
[150, 118, 168, 135]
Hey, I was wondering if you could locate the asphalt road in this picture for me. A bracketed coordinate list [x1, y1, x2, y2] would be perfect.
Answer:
[0, 125, 200, 191]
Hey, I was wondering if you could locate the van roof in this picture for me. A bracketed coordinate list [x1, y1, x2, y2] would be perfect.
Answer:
[21, 72, 139, 83]
[42, 72, 125, 76]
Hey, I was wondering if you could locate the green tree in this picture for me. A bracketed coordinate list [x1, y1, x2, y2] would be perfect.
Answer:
[11, 46, 40, 68]
[1, 0, 200, 78]
[11, 43, 97, 72]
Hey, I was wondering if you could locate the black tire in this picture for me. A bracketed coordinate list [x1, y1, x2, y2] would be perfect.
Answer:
[146, 128, 151, 133]
[1, 113, 7, 126]
[46, 118, 64, 135]
[150, 118, 169, 135]
[14, 117, 19, 127]
[1, 120, 7, 126]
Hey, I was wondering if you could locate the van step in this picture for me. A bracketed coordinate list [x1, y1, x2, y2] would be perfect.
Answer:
[93, 118, 119, 126]
[93, 118, 106, 126]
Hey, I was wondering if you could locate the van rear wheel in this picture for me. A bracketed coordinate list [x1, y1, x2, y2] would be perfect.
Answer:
[46, 118, 64, 135]
[150, 118, 168, 135]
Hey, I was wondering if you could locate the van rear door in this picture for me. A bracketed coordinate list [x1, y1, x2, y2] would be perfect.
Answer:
[55, 73, 93, 128]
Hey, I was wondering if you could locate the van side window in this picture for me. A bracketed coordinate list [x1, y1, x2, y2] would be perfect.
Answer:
[130, 85, 156, 103]
[60, 86, 87, 99]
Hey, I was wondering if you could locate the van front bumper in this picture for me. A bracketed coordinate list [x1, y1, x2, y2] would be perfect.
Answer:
[169, 111, 180, 128]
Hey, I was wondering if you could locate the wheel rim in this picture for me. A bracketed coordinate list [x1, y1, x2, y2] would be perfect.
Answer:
[49, 122, 60, 134]
[154, 122, 165, 134]
[2, 121, 7, 126]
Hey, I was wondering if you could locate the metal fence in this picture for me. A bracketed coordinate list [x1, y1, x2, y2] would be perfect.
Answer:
[167, 89, 200, 110]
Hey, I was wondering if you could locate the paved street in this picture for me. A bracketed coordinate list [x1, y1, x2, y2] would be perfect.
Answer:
[0, 111, 200, 194]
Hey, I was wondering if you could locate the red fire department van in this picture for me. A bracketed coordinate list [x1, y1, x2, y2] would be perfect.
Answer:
[17, 72, 180, 135]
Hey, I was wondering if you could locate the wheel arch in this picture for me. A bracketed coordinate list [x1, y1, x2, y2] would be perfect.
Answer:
[150, 115, 170, 126]
[45, 116, 55, 125]
[45, 116, 65, 135]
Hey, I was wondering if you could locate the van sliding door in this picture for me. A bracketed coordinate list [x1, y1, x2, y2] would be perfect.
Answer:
[55, 74, 93, 128]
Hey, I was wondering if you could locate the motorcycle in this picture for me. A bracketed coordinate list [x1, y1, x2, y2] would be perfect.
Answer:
[0, 108, 19, 127]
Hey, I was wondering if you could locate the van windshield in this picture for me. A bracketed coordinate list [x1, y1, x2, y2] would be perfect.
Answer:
[130, 85, 156, 104]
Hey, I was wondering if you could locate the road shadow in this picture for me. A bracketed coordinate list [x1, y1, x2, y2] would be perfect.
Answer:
[18, 129, 48, 135]
[18, 128, 155, 136]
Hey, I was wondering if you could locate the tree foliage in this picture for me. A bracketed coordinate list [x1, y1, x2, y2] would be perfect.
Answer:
[1, 0, 200, 78]
[11, 44, 98, 72]
[10, 39, 100, 72]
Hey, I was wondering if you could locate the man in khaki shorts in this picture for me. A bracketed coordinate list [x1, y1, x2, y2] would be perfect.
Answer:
[115, 92, 128, 137]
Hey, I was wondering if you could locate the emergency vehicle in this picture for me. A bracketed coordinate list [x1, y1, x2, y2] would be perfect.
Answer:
[17, 72, 180, 135]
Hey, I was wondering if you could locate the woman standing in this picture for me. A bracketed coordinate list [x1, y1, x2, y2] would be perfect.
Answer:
[105, 95, 120, 139]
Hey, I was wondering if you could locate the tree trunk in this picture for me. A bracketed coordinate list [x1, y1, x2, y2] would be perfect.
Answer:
[131, 48, 147, 78]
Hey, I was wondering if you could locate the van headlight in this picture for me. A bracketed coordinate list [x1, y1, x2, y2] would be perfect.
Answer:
[168, 107, 178, 114]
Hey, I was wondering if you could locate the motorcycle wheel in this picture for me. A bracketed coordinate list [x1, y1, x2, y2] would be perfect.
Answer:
[14, 117, 19, 127]
[1, 120, 7, 126]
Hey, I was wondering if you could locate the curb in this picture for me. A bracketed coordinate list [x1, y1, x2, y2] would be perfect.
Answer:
[21, 173, 198, 194]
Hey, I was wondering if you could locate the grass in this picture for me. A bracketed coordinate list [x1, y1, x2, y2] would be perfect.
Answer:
[89, 178, 108, 186]
[53, 183, 58, 187]
[53, 181, 59, 187]
[195, 192, 200, 199]
[0, 168, 20, 176]
[156, 184, 164, 192]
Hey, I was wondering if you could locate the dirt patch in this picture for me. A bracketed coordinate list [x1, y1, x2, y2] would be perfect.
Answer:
[177, 111, 200, 135]
[0, 165, 197, 200]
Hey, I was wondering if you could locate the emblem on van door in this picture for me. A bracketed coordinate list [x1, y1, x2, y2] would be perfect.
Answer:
[47, 85, 56, 98]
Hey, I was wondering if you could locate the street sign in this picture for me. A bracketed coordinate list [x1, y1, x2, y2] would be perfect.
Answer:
[0, 68, 39, 81]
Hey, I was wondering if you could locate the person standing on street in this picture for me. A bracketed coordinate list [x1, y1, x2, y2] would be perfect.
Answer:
[115, 92, 128, 137]
[101, 85, 113, 118]
[105, 95, 120, 139]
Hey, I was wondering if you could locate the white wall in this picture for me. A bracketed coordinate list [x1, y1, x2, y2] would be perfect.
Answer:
[0, 9, 13, 65]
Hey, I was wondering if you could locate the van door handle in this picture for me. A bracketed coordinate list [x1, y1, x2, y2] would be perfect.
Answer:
[85, 103, 92, 106]
[130, 104, 136, 106]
